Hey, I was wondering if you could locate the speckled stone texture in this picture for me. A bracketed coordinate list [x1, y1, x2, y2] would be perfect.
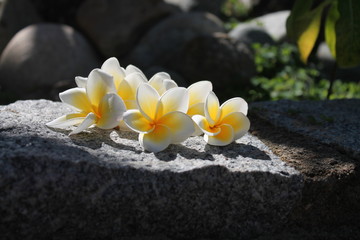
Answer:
[0, 100, 303, 239]
[251, 99, 360, 159]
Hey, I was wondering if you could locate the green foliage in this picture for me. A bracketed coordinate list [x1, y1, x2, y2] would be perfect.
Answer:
[246, 43, 360, 102]
[221, 0, 248, 19]
[287, 0, 360, 68]
[286, 0, 330, 63]
[221, 0, 249, 30]
[334, 0, 360, 67]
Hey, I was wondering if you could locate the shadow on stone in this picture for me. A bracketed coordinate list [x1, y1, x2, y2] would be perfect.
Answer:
[48, 127, 142, 153]
[205, 142, 271, 160]
[154, 144, 215, 162]
[249, 110, 360, 232]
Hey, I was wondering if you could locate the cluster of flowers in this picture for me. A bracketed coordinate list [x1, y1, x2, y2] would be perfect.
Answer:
[47, 57, 250, 152]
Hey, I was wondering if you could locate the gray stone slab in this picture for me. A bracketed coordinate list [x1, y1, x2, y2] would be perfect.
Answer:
[0, 100, 303, 239]
[251, 99, 360, 160]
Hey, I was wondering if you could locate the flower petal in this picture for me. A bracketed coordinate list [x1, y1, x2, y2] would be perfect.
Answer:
[123, 109, 154, 134]
[139, 124, 172, 153]
[148, 72, 173, 95]
[59, 88, 92, 113]
[86, 69, 117, 110]
[75, 76, 87, 88]
[117, 79, 133, 101]
[187, 102, 205, 116]
[46, 113, 87, 129]
[101, 57, 126, 89]
[221, 112, 250, 140]
[158, 111, 194, 143]
[192, 115, 220, 136]
[123, 99, 138, 110]
[125, 64, 146, 79]
[204, 124, 234, 146]
[163, 79, 178, 90]
[192, 122, 204, 136]
[118, 120, 131, 131]
[220, 97, 248, 119]
[205, 91, 220, 126]
[97, 93, 126, 129]
[136, 83, 160, 121]
[125, 72, 148, 93]
[188, 81, 213, 107]
[158, 87, 189, 117]
[69, 112, 98, 135]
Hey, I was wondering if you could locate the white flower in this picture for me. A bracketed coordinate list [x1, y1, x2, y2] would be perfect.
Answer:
[100, 57, 178, 108]
[186, 80, 213, 116]
[192, 91, 250, 146]
[47, 69, 126, 135]
[186, 81, 213, 136]
[123, 84, 194, 152]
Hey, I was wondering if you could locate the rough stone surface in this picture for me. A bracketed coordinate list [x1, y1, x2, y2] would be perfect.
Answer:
[164, 0, 225, 16]
[0, 100, 303, 239]
[76, 0, 176, 58]
[0, 23, 100, 100]
[0, 0, 42, 54]
[249, 10, 290, 42]
[229, 24, 275, 47]
[128, 12, 225, 69]
[251, 99, 360, 160]
[170, 33, 256, 101]
[249, 109, 360, 239]
[30, 0, 85, 26]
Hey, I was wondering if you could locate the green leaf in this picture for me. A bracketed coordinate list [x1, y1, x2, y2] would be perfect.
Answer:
[335, 0, 360, 67]
[286, 0, 314, 41]
[325, 1, 340, 58]
[287, 0, 331, 63]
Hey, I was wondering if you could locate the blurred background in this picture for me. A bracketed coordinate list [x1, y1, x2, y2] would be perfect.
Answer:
[0, 0, 359, 105]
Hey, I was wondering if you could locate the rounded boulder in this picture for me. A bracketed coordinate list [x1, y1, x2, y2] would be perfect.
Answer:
[0, 23, 100, 100]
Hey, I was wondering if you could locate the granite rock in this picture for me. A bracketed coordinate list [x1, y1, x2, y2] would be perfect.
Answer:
[229, 24, 275, 47]
[128, 12, 225, 69]
[164, 0, 226, 16]
[76, 0, 176, 58]
[0, 23, 100, 100]
[171, 33, 256, 101]
[251, 99, 360, 159]
[245, 10, 290, 42]
[0, 100, 303, 239]
[0, 0, 42, 54]
[30, 0, 85, 26]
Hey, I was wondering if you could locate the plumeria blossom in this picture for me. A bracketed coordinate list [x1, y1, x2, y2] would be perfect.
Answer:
[74, 57, 178, 131]
[47, 69, 126, 135]
[192, 91, 250, 146]
[101, 58, 147, 110]
[78, 58, 178, 108]
[47, 57, 251, 151]
[186, 81, 213, 116]
[123, 83, 195, 152]
[186, 81, 213, 136]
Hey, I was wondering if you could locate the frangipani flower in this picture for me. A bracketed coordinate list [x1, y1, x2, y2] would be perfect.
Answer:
[120, 62, 178, 96]
[101, 58, 146, 110]
[186, 81, 213, 116]
[101, 57, 178, 108]
[186, 81, 213, 136]
[123, 84, 195, 152]
[192, 91, 250, 146]
[47, 69, 126, 135]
